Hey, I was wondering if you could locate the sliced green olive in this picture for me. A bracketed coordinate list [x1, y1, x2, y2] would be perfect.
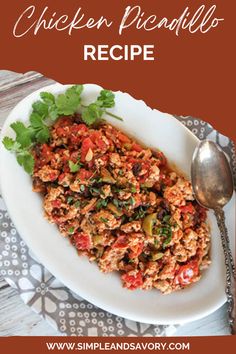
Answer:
[107, 202, 123, 217]
[123, 143, 132, 150]
[142, 213, 157, 236]
[100, 168, 116, 184]
[151, 252, 164, 261]
[141, 181, 154, 188]
[93, 235, 103, 246]
[95, 245, 104, 258]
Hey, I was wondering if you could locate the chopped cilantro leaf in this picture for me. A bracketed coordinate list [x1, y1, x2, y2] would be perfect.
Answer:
[10, 121, 33, 148]
[16, 151, 34, 175]
[80, 185, 85, 192]
[163, 215, 171, 223]
[32, 101, 48, 118]
[67, 196, 74, 204]
[97, 89, 115, 108]
[89, 186, 100, 194]
[100, 217, 109, 223]
[68, 160, 80, 173]
[74, 201, 80, 208]
[2, 137, 21, 152]
[96, 199, 108, 209]
[30, 113, 50, 143]
[81, 89, 123, 125]
[56, 85, 83, 115]
[113, 199, 120, 208]
[40, 92, 55, 105]
[68, 227, 75, 234]
[129, 197, 135, 205]
[82, 103, 103, 126]
[130, 185, 136, 193]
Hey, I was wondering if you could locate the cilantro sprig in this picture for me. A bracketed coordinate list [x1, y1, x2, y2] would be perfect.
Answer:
[81, 89, 123, 126]
[2, 85, 123, 175]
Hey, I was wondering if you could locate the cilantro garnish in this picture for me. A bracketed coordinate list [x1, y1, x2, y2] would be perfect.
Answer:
[89, 186, 100, 195]
[2, 137, 21, 152]
[80, 185, 85, 192]
[16, 151, 35, 175]
[81, 89, 123, 125]
[96, 199, 108, 209]
[2, 85, 123, 175]
[74, 201, 80, 208]
[67, 196, 74, 204]
[100, 217, 109, 223]
[68, 160, 80, 173]
[130, 185, 137, 193]
[68, 227, 75, 234]
[2, 125, 35, 174]
[56, 85, 83, 116]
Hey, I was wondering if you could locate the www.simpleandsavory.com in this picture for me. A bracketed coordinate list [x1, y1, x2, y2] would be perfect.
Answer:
[3, 85, 211, 294]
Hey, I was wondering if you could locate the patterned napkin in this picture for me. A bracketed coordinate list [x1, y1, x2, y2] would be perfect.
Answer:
[0, 116, 235, 336]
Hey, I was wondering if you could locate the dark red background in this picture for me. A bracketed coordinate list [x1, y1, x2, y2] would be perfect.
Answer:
[0, 0, 235, 142]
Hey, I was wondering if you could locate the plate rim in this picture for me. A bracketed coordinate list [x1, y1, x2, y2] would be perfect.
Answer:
[0, 83, 228, 324]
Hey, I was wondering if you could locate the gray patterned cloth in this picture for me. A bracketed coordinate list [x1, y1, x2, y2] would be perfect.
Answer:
[0, 116, 235, 336]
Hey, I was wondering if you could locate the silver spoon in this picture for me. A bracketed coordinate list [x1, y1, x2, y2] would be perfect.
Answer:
[191, 140, 235, 334]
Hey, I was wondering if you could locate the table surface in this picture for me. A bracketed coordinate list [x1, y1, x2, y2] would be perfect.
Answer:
[0, 70, 230, 336]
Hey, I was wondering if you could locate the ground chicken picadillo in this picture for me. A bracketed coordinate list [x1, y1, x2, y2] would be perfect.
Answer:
[32, 115, 211, 294]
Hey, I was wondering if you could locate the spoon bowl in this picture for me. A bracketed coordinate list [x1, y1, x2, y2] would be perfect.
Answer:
[191, 140, 234, 209]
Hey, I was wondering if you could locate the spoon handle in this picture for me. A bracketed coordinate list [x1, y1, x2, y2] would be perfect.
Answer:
[214, 208, 235, 335]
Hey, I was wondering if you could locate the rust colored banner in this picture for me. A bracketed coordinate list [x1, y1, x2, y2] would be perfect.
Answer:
[0, 336, 235, 354]
[0, 0, 235, 142]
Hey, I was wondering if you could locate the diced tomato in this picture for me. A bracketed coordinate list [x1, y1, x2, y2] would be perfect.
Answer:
[56, 127, 67, 137]
[90, 131, 108, 151]
[51, 200, 61, 208]
[96, 138, 107, 150]
[129, 241, 144, 258]
[49, 172, 58, 181]
[159, 172, 173, 187]
[89, 131, 100, 141]
[41, 143, 51, 155]
[70, 124, 88, 134]
[35, 147, 52, 168]
[70, 124, 88, 144]
[155, 151, 167, 166]
[58, 173, 66, 182]
[100, 155, 109, 163]
[117, 132, 130, 144]
[132, 194, 142, 208]
[55, 116, 73, 127]
[174, 261, 199, 286]
[70, 135, 80, 145]
[77, 168, 93, 181]
[81, 137, 95, 162]
[38, 144, 53, 165]
[132, 143, 143, 152]
[138, 173, 148, 184]
[127, 157, 143, 165]
[70, 151, 80, 163]
[195, 204, 207, 222]
[121, 271, 143, 290]
[180, 204, 195, 214]
[73, 232, 91, 250]
[112, 235, 129, 249]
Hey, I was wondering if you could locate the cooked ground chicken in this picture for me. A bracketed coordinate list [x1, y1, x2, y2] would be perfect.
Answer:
[32, 115, 211, 294]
